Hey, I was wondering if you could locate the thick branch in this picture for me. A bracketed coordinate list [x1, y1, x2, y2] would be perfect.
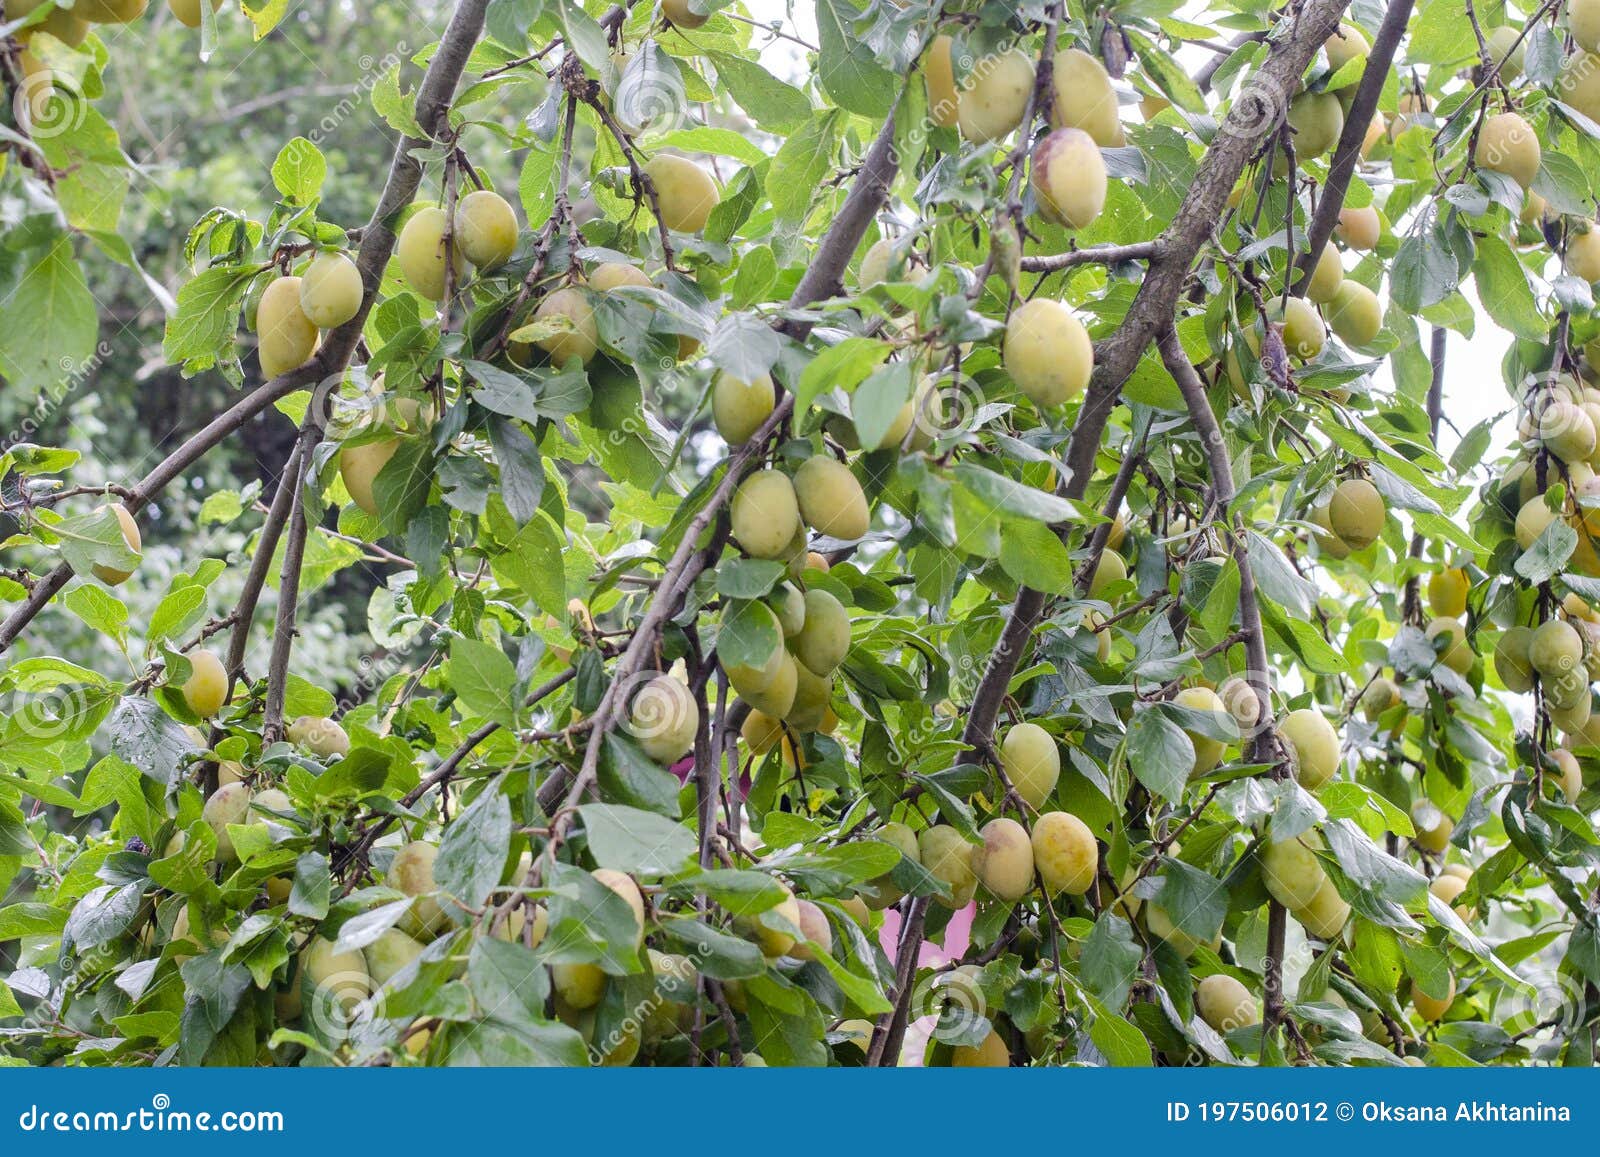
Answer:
[1292, 0, 1414, 295]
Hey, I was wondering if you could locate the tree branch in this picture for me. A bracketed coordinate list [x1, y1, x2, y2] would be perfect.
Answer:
[1291, 0, 1413, 295]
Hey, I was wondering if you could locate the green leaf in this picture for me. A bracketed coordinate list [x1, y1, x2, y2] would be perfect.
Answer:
[794, 336, 892, 412]
[163, 265, 253, 371]
[708, 51, 811, 131]
[578, 804, 697, 876]
[1474, 235, 1547, 341]
[767, 110, 844, 222]
[0, 236, 98, 397]
[814, 0, 896, 117]
[998, 518, 1074, 594]
[371, 63, 425, 138]
[1126, 707, 1192, 802]
[449, 637, 520, 727]
[270, 137, 326, 203]
[435, 787, 512, 912]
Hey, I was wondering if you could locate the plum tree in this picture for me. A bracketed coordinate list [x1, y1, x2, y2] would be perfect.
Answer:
[12, 0, 1600, 1075]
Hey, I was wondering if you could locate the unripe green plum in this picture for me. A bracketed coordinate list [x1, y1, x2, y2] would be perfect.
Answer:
[1529, 618, 1584, 682]
[784, 663, 832, 732]
[287, 715, 349, 758]
[1270, 295, 1325, 361]
[531, 286, 598, 366]
[593, 867, 647, 948]
[1483, 26, 1525, 79]
[396, 206, 465, 300]
[298, 251, 363, 329]
[1411, 970, 1454, 1022]
[791, 899, 832, 961]
[1049, 48, 1120, 147]
[1476, 111, 1541, 189]
[1030, 810, 1097, 895]
[1559, 52, 1600, 125]
[1575, 0, 1600, 54]
[167, 0, 222, 28]
[645, 154, 719, 232]
[1196, 973, 1258, 1032]
[955, 48, 1034, 143]
[1088, 549, 1127, 599]
[1003, 299, 1094, 406]
[1305, 242, 1344, 304]
[364, 928, 425, 988]
[389, 841, 449, 939]
[1001, 722, 1060, 809]
[793, 455, 870, 541]
[739, 883, 802, 956]
[1325, 281, 1381, 347]
[1281, 707, 1340, 789]
[1410, 800, 1454, 853]
[1176, 685, 1229, 776]
[661, 0, 707, 28]
[793, 588, 850, 676]
[1323, 22, 1369, 82]
[1425, 617, 1473, 675]
[1294, 876, 1350, 940]
[91, 504, 142, 585]
[181, 648, 229, 719]
[1514, 496, 1558, 550]
[454, 189, 518, 268]
[1570, 226, 1600, 284]
[1427, 568, 1469, 618]
[588, 261, 651, 293]
[1359, 676, 1400, 722]
[1335, 204, 1381, 250]
[75, 0, 147, 22]
[1493, 626, 1536, 693]
[629, 674, 700, 764]
[1145, 903, 1201, 957]
[1259, 833, 1326, 910]
[305, 937, 372, 1015]
[951, 1028, 1010, 1067]
[731, 470, 801, 559]
[1328, 477, 1385, 549]
[924, 35, 960, 128]
[863, 821, 920, 909]
[711, 372, 774, 444]
[1287, 92, 1343, 160]
[768, 583, 807, 639]
[257, 276, 318, 377]
[1030, 127, 1107, 229]
[1551, 748, 1585, 801]
[729, 646, 798, 720]
[203, 783, 252, 862]
[1308, 502, 1350, 560]
[552, 962, 606, 1010]
[919, 826, 977, 909]
[1539, 400, 1597, 462]
[13, 0, 90, 43]
[339, 435, 400, 517]
[970, 817, 1035, 902]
